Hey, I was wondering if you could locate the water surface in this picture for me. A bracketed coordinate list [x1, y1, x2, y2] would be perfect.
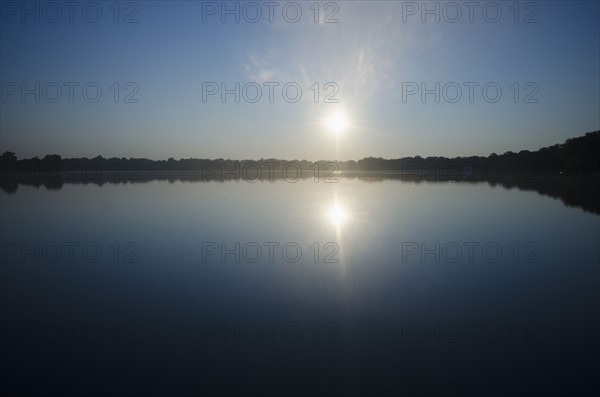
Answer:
[1, 175, 598, 395]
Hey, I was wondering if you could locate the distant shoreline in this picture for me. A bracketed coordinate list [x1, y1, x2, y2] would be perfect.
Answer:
[1, 131, 599, 175]
[1, 170, 597, 177]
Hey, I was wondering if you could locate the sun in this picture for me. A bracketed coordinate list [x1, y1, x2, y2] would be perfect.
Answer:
[325, 111, 348, 135]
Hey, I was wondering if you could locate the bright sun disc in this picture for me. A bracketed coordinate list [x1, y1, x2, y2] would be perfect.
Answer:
[326, 112, 348, 135]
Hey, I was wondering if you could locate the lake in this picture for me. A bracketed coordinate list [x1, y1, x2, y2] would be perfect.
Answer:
[1, 173, 598, 396]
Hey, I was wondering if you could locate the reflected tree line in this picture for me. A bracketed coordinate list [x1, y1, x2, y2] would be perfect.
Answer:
[1, 131, 598, 213]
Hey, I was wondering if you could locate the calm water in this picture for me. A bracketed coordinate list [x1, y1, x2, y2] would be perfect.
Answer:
[1, 175, 599, 396]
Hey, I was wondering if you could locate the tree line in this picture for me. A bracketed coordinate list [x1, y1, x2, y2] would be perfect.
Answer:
[1, 130, 598, 175]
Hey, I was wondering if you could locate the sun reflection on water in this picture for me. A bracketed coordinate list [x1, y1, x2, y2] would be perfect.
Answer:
[328, 202, 348, 227]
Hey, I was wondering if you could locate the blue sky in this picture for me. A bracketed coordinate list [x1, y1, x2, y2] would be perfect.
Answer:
[1, 1, 599, 160]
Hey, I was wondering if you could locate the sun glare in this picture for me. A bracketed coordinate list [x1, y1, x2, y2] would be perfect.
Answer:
[328, 203, 347, 226]
[325, 112, 348, 135]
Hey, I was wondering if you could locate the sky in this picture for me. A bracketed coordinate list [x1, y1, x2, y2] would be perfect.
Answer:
[1, 0, 599, 161]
